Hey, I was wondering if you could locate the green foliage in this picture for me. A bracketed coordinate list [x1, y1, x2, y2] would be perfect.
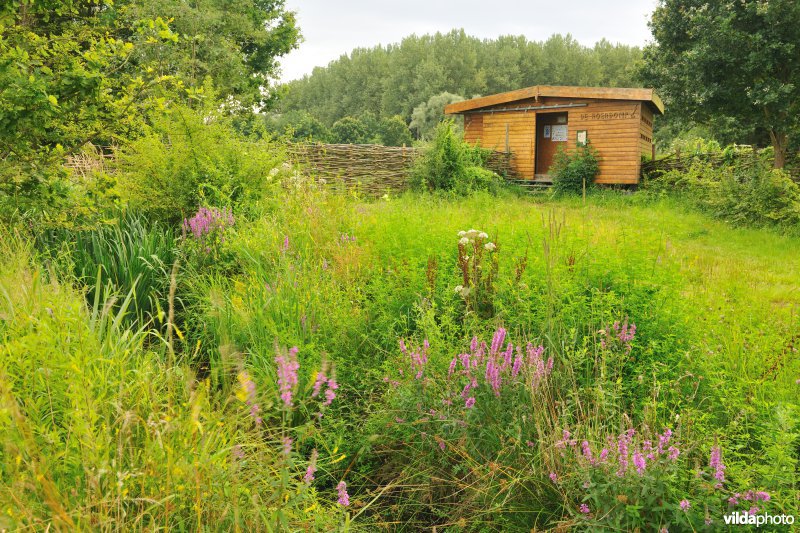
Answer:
[641, 0, 800, 168]
[4, 187, 800, 529]
[0, 234, 343, 530]
[263, 110, 331, 142]
[116, 0, 300, 109]
[645, 156, 800, 229]
[36, 211, 177, 325]
[550, 145, 600, 195]
[0, 1, 179, 218]
[329, 116, 369, 144]
[117, 104, 286, 224]
[410, 121, 501, 194]
[409, 92, 465, 139]
[377, 115, 414, 146]
[280, 31, 643, 126]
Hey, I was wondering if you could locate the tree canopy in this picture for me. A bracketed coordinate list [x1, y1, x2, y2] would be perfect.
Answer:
[641, 0, 800, 167]
[279, 31, 643, 128]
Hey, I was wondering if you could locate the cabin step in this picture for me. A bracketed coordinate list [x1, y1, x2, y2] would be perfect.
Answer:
[505, 179, 551, 193]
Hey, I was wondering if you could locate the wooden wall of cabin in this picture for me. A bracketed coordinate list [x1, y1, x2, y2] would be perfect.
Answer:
[463, 111, 536, 178]
[566, 100, 642, 184]
[460, 97, 650, 183]
[639, 105, 655, 160]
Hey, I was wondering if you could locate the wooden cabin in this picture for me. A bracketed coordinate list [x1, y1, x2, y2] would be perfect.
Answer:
[444, 85, 664, 185]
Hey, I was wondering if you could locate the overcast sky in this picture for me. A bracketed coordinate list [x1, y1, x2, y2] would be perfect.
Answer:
[278, 0, 659, 83]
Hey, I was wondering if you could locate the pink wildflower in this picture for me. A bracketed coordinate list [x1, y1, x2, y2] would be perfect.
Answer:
[633, 449, 646, 475]
[465, 397, 476, 409]
[275, 347, 300, 407]
[282, 436, 293, 456]
[579, 503, 590, 514]
[549, 472, 558, 483]
[679, 499, 690, 511]
[709, 445, 725, 484]
[304, 449, 318, 483]
[336, 481, 350, 506]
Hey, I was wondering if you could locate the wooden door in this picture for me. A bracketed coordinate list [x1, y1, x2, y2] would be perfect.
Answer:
[535, 112, 568, 177]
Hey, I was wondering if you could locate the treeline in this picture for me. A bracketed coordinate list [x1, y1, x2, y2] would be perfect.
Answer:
[272, 31, 642, 140]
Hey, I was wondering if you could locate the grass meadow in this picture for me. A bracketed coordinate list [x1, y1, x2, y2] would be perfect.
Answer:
[1, 187, 799, 530]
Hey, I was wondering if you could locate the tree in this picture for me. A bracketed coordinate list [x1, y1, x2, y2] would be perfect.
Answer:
[0, 1, 178, 215]
[378, 116, 413, 146]
[410, 92, 465, 140]
[116, 0, 300, 109]
[641, 0, 800, 168]
[330, 116, 369, 144]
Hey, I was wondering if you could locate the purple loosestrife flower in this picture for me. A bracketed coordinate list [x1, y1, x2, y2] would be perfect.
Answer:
[448, 356, 458, 376]
[282, 436, 293, 456]
[749, 507, 759, 515]
[680, 499, 691, 511]
[658, 428, 672, 454]
[512, 350, 523, 378]
[312, 371, 327, 398]
[232, 444, 245, 460]
[275, 347, 300, 408]
[465, 397, 476, 409]
[668, 445, 680, 461]
[304, 449, 318, 483]
[581, 441, 594, 465]
[579, 504, 590, 514]
[490, 328, 506, 355]
[323, 378, 338, 406]
[282, 235, 290, 253]
[633, 449, 646, 475]
[755, 491, 770, 502]
[709, 445, 725, 485]
[617, 432, 631, 476]
[485, 357, 501, 396]
[599, 448, 609, 463]
[336, 481, 350, 506]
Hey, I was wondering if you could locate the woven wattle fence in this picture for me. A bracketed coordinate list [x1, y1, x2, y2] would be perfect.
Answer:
[287, 143, 518, 196]
[64, 142, 518, 196]
[642, 148, 800, 180]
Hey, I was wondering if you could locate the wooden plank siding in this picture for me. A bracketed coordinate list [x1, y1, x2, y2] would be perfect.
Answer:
[450, 87, 663, 185]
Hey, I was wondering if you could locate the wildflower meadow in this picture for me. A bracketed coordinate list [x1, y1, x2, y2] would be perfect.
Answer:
[2, 178, 798, 530]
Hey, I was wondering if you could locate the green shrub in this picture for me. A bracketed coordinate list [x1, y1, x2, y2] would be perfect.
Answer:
[644, 156, 800, 229]
[550, 145, 600, 194]
[330, 116, 370, 144]
[409, 121, 502, 194]
[117, 105, 285, 225]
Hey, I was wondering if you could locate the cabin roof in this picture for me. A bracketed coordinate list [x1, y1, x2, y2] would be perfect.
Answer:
[444, 85, 665, 115]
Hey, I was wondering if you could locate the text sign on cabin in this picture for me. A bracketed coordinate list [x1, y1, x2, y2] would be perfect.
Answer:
[579, 107, 639, 121]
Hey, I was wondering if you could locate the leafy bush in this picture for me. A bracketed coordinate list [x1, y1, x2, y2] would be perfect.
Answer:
[645, 156, 800, 229]
[330, 116, 370, 144]
[550, 145, 600, 194]
[409, 121, 502, 194]
[117, 104, 285, 225]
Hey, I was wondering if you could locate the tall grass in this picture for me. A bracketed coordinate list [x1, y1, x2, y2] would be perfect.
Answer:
[2, 186, 799, 529]
[35, 211, 176, 325]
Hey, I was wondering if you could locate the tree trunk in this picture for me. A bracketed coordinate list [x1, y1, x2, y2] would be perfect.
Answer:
[769, 129, 787, 169]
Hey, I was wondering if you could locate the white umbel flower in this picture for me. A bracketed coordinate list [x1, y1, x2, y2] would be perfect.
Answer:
[478, 232, 489, 240]
[458, 237, 470, 245]
[484, 242, 496, 252]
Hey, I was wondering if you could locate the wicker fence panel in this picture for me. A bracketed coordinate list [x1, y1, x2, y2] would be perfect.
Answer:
[64, 143, 519, 196]
[642, 149, 800, 180]
[287, 143, 518, 196]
